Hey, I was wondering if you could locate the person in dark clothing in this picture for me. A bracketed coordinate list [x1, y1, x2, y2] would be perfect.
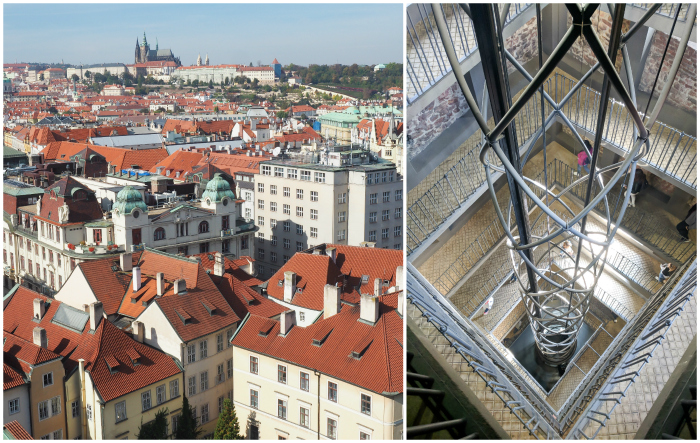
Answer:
[623, 166, 646, 207]
[656, 263, 677, 283]
[676, 204, 697, 242]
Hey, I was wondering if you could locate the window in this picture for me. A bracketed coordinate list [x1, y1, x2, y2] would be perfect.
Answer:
[300, 407, 309, 428]
[39, 400, 49, 421]
[367, 174, 373, 185]
[287, 169, 298, 179]
[217, 333, 224, 352]
[382, 210, 389, 221]
[338, 211, 346, 222]
[361, 394, 372, 415]
[258, 182, 265, 192]
[270, 185, 277, 195]
[274, 167, 284, 177]
[337, 230, 346, 241]
[250, 389, 259, 409]
[227, 329, 234, 347]
[395, 189, 402, 201]
[87, 404, 93, 421]
[314, 172, 325, 183]
[370, 193, 378, 204]
[283, 255, 290, 263]
[283, 187, 290, 197]
[222, 239, 230, 253]
[271, 219, 277, 229]
[241, 236, 248, 250]
[283, 222, 290, 232]
[200, 340, 208, 359]
[28, 260, 33, 275]
[245, 208, 252, 218]
[258, 199, 264, 209]
[278, 365, 287, 384]
[52, 430, 62, 440]
[270, 202, 277, 212]
[177, 222, 189, 237]
[327, 418, 337, 439]
[296, 206, 303, 217]
[283, 204, 290, 215]
[271, 252, 277, 262]
[296, 224, 303, 235]
[156, 384, 166, 405]
[218, 396, 224, 414]
[42, 247, 46, 260]
[328, 382, 338, 402]
[310, 209, 318, 220]
[217, 363, 225, 384]
[257, 216, 264, 226]
[257, 248, 265, 260]
[395, 243, 402, 250]
[116, 401, 127, 423]
[301, 171, 311, 181]
[250, 356, 259, 374]
[277, 399, 287, 420]
[395, 226, 402, 237]
[296, 241, 303, 252]
[170, 379, 180, 398]
[296, 189, 303, 199]
[389, 170, 395, 182]
[142, 391, 152, 411]
[172, 414, 180, 435]
[200, 371, 209, 392]
[383, 191, 391, 203]
[200, 404, 209, 424]
[227, 359, 233, 378]
[43, 372, 53, 387]
[187, 344, 196, 363]
[8, 398, 19, 415]
[188, 376, 197, 396]
[382, 228, 389, 239]
[222, 215, 230, 230]
[261, 166, 271, 176]
[72, 400, 79, 418]
[271, 235, 278, 246]
[257, 232, 265, 243]
[310, 227, 318, 238]
[300, 372, 309, 391]
[154, 227, 165, 241]
[369, 231, 376, 241]
[300, 312, 305, 322]
[338, 193, 347, 204]
[311, 191, 318, 202]
[48, 250, 53, 263]
[360, 431, 371, 440]
[198, 221, 209, 233]
[395, 207, 402, 219]
[369, 212, 377, 223]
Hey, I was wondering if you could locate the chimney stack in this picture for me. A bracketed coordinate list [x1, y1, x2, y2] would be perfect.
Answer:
[360, 293, 379, 325]
[397, 294, 404, 317]
[283, 271, 297, 303]
[120, 253, 133, 272]
[89, 301, 103, 331]
[323, 284, 341, 319]
[132, 266, 142, 292]
[395, 266, 404, 292]
[132, 320, 144, 343]
[214, 252, 225, 277]
[33, 327, 48, 348]
[33, 298, 46, 320]
[279, 310, 296, 335]
[173, 279, 186, 295]
[374, 277, 383, 297]
[156, 272, 164, 296]
[326, 246, 336, 263]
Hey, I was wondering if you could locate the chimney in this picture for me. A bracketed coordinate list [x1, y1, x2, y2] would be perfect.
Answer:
[251, 119, 256, 131]
[132, 320, 144, 343]
[89, 302, 103, 331]
[156, 272, 164, 296]
[214, 252, 225, 277]
[83, 304, 90, 313]
[324, 284, 341, 319]
[33, 327, 48, 348]
[279, 310, 296, 335]
[132, 266, 142, 292]
[283, 271, 296, 303]
[120, 253, 133, 272]
[173, 279, 186, 295]
[326, 246, 336, 263]
[395, 266, 404, 292]
[374, 277, 382, 297]
[360, 294, 379, 325]
[33, 298, 46, 320]
[397, 295, 404, 317]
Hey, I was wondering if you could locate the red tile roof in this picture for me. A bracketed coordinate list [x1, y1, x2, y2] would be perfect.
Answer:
[190, 252, 261, 287]
[214, 273, 286, 320]
[232, 291, 403, 395]
[3, 362, 27, 391]
[148, 150, 203, 178]
[3, 332, 62, 368]
[4, 421, 33, 440]
[38, 175, 104, 224]
[3, 286, 182, 403]
[265, 254, 344, 311]
[41, 141, 168, 171]
[78, 254, 139, 315]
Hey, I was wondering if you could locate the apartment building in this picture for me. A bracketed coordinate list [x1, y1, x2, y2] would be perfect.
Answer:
[252, 147, 402, 279]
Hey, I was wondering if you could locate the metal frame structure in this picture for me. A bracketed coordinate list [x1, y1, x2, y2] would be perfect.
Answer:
[434, 2, 695, 367]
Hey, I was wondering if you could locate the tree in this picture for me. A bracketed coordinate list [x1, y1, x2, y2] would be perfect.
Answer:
[48, 106, 58, 114]
[39, 73, 45, 81]
[137, 408, 169, 439]
[214, 106, 219, 113]
[213, 399, 243, 440]
[225, 77, 230, 86]
[84, 70, 91, 80]
[192, 79, 199, 88]
[71, 74, 79, 82]
[276, 111, 288, 119]
[175, 396, 202, 439]
[209, 79, 214, 89]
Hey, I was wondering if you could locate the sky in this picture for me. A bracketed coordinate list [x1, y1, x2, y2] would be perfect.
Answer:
[3, 3, 403, 66]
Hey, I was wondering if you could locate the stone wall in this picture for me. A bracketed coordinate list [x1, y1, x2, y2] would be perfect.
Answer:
[505, 17, 539, 74]
[407, 82, 469, 160]
[639, 31, 697, 113]
[566, 10, 631, 73]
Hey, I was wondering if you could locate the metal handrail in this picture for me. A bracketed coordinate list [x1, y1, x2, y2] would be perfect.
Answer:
[630, 3, 691, 21]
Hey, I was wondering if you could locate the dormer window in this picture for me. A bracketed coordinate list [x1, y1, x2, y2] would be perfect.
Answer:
[361, 275, 369, 284]
[126, 347, 141, 366]
[105, 355, 120, 374]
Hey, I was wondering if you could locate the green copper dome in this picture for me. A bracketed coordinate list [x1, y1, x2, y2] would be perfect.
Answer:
[201, 173, 236, 203]
[113, 186, 148, 215]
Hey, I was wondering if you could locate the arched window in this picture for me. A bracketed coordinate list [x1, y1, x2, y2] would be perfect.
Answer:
[198, 221, 209, 233]
[154, 227, 166, 241]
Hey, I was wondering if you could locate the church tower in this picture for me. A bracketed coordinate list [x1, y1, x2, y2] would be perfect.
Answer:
[205, 54, 209, 66]
[197, 54, 202, 66]
[139, 32, 150, 63]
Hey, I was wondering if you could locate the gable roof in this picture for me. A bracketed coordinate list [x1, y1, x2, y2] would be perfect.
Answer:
[77, 254, 138, 315]
[214, 273, 286, 320]
[38, 175, 104, 224]
[3, 362, 27, 391]
[191, 252, 260, 287]
[265, 254, 344, 311]
[232, 291, 403, 395]
[41, 141, 168, 171]
[4, 421, 33, 440]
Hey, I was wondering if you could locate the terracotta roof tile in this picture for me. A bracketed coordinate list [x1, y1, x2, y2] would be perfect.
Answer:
[265, 254, 344, 311]
[4, 421, 33, 440]
[3, 362, 26, 391]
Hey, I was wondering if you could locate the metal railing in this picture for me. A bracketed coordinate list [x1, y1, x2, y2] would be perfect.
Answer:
[606, 250, 661, 295]
[593, 287, 635, 322]
[630, 3, 691, 21]
[407, 264, 557, 438]
[407, 4, 531, 103]
[567, 259, 697, 439]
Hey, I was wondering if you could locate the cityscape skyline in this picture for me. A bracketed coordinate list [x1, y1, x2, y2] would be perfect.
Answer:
[4, 3, 403, 66]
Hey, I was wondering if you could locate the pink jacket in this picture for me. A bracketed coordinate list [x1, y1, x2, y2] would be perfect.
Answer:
[577, 151, 589, 166]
